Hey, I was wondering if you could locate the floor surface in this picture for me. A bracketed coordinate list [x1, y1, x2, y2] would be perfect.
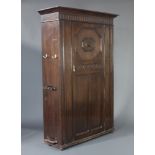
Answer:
[21, 124, 133, 155]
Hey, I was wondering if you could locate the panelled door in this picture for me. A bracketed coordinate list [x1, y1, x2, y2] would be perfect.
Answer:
[72, 22, 105, 139]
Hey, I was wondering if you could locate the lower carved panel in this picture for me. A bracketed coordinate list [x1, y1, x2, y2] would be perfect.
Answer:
[76, 64, 103, 72]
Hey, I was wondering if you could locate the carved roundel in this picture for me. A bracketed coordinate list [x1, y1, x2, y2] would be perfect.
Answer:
[75, 27, 102, 61]
[81, 37, 95, 52]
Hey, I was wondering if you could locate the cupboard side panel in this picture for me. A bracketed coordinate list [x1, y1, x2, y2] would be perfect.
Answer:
[41, 21, 62, 144]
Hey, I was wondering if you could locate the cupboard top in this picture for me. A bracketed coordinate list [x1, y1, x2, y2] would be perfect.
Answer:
[38, 6, 118, 24]
[38, 6, 118, 17]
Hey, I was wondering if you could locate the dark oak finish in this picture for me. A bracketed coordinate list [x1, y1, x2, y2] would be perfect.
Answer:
[38, 6, 117, 150]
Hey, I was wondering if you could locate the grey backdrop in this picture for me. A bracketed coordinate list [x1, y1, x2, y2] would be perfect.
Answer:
[21, 0, 134, 154]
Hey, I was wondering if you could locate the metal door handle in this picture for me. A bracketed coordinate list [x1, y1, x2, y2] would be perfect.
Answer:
[42, 53, 48, 59]
[43, 53, 58, 61]
[47, 85, 57, 91]
[51, 54, 58, 59]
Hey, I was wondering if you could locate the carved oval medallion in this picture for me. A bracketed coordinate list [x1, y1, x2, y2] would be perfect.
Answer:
[81, 38, 95, 52]
[75, 27, 103, 61]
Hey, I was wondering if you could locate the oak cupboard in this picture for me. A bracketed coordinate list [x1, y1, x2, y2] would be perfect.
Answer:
[38, 6, 117, 149]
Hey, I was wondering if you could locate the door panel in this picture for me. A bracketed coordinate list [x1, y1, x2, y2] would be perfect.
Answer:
[73, 75, 89, 136]
[72, 22, 105, 139]
[89, 74, 103, 129]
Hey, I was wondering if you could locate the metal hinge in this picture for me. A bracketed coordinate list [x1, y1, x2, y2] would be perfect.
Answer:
[44, 138, 58, 144]
[73, 65, 76, 72]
